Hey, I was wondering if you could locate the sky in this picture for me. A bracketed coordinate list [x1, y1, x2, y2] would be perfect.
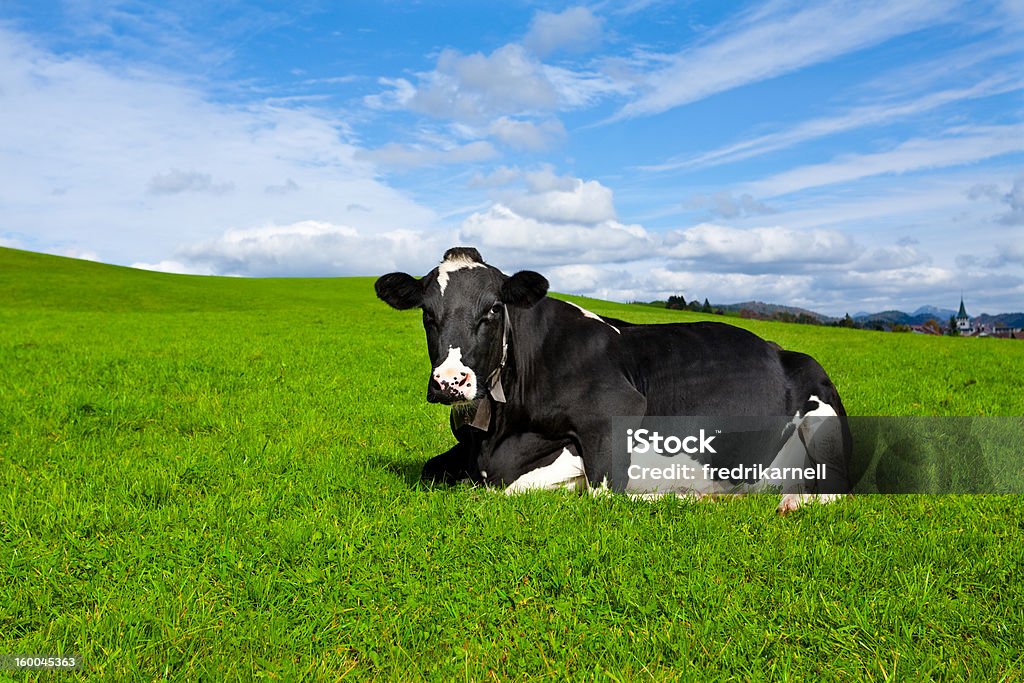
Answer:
[1, 1, 1022, 316]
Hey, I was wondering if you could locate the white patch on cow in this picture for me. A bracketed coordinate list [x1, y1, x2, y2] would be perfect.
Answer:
[505, 448, 587, 494]
[803, 395, 837, 418]
[432, 346, 477, 401]
[769, 395, 846, 513]
[437, 256, 485, 295]
[565, 301, 620, 334]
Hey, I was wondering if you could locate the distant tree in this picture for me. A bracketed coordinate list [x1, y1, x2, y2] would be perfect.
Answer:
[666, 294, 686, 310]
[892, 323, 911, 333]
[923, 318, 942, 335]
[688, 300, 703, 312]
[773, 311, 791, 323]
[701, 298, 712, 313]
[948, 315, 959, 336]
[795, 313, 820, 326]
[837, 313, 857, 328]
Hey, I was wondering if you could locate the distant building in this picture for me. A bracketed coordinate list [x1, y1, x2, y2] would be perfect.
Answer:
[954, 296, 1022, 339]
[955, 296, 974, 334]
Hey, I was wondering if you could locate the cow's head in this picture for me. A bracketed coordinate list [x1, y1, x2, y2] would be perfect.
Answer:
[375, 247, 548, 405]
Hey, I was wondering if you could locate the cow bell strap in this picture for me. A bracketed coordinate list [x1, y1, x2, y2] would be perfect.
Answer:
[486, 304, 510, 403]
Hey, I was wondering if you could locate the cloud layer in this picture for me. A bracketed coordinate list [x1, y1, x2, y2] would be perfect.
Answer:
[3, 1, 1022, 316]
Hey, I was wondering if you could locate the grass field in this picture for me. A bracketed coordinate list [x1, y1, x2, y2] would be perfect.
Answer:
[1, 246, 1023, 680]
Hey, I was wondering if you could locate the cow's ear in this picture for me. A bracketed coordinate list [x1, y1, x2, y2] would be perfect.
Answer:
[375, 272, 423, 310]
[501, 270, 548, 308]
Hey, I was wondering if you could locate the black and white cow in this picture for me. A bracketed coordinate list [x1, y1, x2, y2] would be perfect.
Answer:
[376, 247, 851, 512]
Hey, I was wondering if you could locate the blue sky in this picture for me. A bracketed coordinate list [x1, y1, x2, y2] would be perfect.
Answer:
[1, 1, 1022, 315]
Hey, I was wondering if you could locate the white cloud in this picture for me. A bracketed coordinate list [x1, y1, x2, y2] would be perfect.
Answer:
[175, 221, 451, 277]
[969, 174, 1024, 225]
[642, 74, 1024, 172]
[645, 267, 813, 304]
[148, 169, 235, 195]
[614, 0, 958, 120]
[524, 7, 604, 57]
[369, 43, 623, 126]
[264, 179, 300, 195]
[363, 77, 417, 111]
[461, 203, 653, 266]
[0, 26, 438, 266]
[504, 171, 618, 224]
[664, 223, 858, 270]
[817, 265, 956, 292]
[405, 44, 560, 123]
[354, 141, 498, 169]
[459, 174, 655, 267]
[468, 166, 524, 188]
[746, 124, 1024, 197]
[130, 259, 213, 275]
[487, 117, 566, 151]
[686, 191, 775, 218]
[847, 244, 930, 272]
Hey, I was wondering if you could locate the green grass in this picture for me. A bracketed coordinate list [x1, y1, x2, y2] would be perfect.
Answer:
[1, 246, 1023, 680]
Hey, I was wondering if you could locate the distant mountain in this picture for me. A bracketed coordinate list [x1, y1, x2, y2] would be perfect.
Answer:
[976, 312, 1024, 328]
[912, 305, 957, 319]
[719, 301, 836, 322]
[854, 307, 1024, 328]
[657, 295, 1022, 329]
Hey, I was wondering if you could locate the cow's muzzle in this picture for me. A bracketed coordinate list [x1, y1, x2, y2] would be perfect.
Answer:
[428, 347, 478, 404]
[427, 376, 472, 404]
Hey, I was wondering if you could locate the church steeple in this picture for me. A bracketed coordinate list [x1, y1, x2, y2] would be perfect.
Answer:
[956, 293, 972, 333]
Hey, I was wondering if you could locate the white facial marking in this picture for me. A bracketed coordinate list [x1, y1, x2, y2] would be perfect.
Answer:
[432, 346, 477, 401]
[566, 301, 620, 334]
[505, 448, 587, 494]
[437, 256, 485, 295]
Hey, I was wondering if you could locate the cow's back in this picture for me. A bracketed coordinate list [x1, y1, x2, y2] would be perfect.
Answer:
[620, 321, 804, 416]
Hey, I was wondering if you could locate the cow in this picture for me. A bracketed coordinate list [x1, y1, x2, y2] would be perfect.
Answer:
[375, 247, 851, 513]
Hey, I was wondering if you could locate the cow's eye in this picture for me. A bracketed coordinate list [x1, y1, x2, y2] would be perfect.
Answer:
[477, 303, 502, 329]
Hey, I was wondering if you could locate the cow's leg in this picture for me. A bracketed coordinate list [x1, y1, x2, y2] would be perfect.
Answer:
[477, 431, 576, 490]
[504, 446, 587, 494]
[776, 395, 851, 514]
[421, 425, 482, 485]
[577, 386, 647, 493]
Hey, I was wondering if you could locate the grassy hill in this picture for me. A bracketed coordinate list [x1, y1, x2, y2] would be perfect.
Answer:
[1, 246, 1023, 679]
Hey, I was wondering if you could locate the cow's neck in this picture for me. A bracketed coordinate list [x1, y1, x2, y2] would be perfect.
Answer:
[497, 298, 556, 404]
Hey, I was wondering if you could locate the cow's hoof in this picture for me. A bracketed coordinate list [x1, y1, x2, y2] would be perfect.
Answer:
[777, 492, 844, 514]
[776, 493, 805, 515]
